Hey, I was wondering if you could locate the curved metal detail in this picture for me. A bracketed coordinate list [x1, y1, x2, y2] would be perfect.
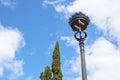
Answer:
[69, 12, 90, 32]
[74, 31, 87, 41]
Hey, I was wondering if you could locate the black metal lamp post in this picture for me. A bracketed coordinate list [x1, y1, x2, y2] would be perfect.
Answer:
[69, 12, 90, 80]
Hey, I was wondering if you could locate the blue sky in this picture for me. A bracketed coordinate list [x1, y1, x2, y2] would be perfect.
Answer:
[0, 0, 120, 80]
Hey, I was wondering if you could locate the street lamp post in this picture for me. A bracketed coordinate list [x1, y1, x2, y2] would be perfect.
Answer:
[69, 12, 90, 80]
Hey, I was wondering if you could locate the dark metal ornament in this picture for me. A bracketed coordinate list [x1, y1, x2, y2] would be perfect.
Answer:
[69, 12, 90, 32]
[74, 32, 87, 41]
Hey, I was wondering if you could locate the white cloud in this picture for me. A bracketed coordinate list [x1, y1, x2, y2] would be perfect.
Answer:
[43, 0, 65, 6]
[61, 36, 80, 54]
[0, 0, 16, 9]
[5, 60, 24, 80]
[26, 76, 34, 80]
[0, 24, 25, 79]
[86, 37, 120, 80]
[61, 36, 120, 80]
[44, 0, 120, 80]
[0, 66, 3, 77]
[43, 0, 120, 45]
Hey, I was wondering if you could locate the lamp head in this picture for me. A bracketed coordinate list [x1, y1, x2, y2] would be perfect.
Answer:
[69, 12, 90, 32]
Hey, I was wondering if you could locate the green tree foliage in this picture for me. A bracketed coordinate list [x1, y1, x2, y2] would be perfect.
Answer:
[40, 72, 44, 80]
[40, 66, 52, 80]
[52, 41, 63, 80]
[40, 41, 62, 80]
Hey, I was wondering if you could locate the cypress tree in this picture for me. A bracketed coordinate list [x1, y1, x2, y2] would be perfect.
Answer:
[52, 41, 63, 80]
[40, 41, 63, 80]
[40, 66, 52, 80]
[40, 72, 44, 80]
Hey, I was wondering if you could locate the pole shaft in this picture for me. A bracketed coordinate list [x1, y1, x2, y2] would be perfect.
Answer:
[79, 39, 87, 80]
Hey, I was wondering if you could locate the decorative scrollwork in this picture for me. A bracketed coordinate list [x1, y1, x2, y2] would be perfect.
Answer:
[74, 31, 87, 41]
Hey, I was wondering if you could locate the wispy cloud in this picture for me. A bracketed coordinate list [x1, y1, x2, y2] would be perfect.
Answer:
[5, 60, 24, 80]
[61, 36, 120, 80]
[42, 0, 65, 6]
[0, 24, 25, 80]
[43, 0, 120, 45]
[86, 37, 120, 80]
[0, 0, 16, 9]
[26, 76, 35, 80]
[44, 0, 120, 80]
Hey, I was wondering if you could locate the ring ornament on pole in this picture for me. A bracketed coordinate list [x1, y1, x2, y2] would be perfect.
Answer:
[74, 31, 87, 41]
